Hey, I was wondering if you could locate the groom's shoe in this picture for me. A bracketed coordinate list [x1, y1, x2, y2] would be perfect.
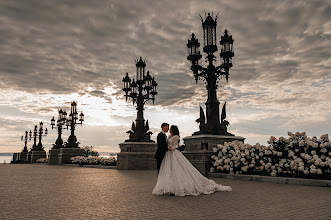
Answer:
[170, 193, 175, 196]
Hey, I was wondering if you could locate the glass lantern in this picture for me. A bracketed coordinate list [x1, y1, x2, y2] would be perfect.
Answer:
[136, 57, 146, 82]
[79, 112, 84, 122]
[74, 111, 78, 120]
[122, 73, 131, 93]
[187, 33, 202, 65]
[220, 29, 234, 67]
[51, 117, 55, 126]
[130, 79, 138, 98]
[71, 101, 77, 114]
[202, 13, 218, 54]
[145, 71, 153, 90]
[59, 109, 63, 120]
[151, 77, 158, 96]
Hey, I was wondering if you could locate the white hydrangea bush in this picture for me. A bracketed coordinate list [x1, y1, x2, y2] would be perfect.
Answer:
[210, 132, 331, 180]
[71, 156, 117, 166]
[36, 157, 48, 163]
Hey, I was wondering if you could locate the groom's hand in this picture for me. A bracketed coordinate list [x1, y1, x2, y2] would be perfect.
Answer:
[168, 146, 172, 151]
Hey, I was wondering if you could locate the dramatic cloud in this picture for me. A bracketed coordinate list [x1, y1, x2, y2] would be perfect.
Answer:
[0, 0, 330, 152]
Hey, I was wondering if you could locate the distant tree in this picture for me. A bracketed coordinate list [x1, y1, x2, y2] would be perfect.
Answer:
[82, 146, 99, 157]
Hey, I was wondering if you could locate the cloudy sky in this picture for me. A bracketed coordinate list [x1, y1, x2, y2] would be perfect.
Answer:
[0, 0, 330, 153]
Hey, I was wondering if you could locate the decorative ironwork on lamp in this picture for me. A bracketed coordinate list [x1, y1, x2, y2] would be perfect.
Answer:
[187, 12, 235, 135]
[122, 57, 158, 142]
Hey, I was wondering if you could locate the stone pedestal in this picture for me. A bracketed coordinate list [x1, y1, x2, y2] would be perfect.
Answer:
[12, 153, 19, 162]
[31, 151, 47, 163]
[117, 142, 157, 170]
[48, 149, 61, 165]
[58, 148, 84, 165]
[20, 152, 29, 163]
[27, 152, 32, 163]
[183, 135, 245, 176]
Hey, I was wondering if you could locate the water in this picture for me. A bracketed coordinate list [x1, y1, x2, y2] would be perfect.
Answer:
[0, 156, 13, 164]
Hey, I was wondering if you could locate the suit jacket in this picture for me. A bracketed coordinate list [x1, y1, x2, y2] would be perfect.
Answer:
[155, 132, 168, 159]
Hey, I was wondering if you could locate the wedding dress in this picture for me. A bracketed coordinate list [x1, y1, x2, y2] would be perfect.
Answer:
[152, 135, 232, 196]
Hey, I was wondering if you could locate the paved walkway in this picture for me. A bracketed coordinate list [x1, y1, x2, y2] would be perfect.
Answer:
[0, 164, 330, 220]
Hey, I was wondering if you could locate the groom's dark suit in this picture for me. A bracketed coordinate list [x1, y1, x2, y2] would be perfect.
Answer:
[155, 131, 168, 174]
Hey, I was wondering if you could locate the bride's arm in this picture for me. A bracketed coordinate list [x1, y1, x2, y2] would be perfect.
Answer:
[172, 136, 179, 150]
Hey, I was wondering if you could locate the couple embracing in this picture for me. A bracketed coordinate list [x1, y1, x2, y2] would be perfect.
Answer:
[152, 123, 232, 196]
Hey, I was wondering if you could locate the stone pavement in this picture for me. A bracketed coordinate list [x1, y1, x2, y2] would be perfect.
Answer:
[0, 164, 330, 220]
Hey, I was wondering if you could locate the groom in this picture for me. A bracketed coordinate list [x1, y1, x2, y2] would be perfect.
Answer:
[155, 122, 169, 174]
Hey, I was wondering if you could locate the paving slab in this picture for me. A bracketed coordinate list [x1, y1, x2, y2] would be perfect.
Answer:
[208, 173, 331, 187]
[0, 164, 330, 220]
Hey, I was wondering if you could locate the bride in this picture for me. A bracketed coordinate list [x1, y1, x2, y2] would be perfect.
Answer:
[152, 125, 232, 196]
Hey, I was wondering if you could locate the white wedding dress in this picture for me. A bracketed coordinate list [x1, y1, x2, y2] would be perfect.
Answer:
[152, 135, 232, 196]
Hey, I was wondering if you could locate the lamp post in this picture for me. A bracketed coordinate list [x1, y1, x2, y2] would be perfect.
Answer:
[29, 125, 38, 151]
[26, 122, 48, 163]
[187, 12, 234, 135]
[64, 101, 84, 148]
[36, 122, 48, 151]
[21, 131, 29, 152]
[18, 130, 32, 162]
[122, 57, 158, 142]
[51, 109, 68, 149]
[28, 122, 48, 151]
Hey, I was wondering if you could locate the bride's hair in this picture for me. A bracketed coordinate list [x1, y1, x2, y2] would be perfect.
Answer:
[171, 125, 180, 137]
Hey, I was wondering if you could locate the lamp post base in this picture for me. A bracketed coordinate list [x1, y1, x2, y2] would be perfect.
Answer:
[48, 149, 61, 165]
[31, 151, 46, 163]
[183, 134, 245, 176]
[194, 120, 233, 136]
[11, 153, 20, 163]
[66, 134, 79, 148]
[20, 152, 29, 163]
[117, 142, 157, 170]
[27, 152, 32, 163]
[58, 148, 84, 165]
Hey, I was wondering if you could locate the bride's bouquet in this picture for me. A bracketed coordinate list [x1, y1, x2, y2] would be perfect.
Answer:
[210, 132, 331, 180]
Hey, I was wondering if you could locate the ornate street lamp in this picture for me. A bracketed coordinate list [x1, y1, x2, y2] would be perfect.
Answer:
[18, 130, 33, 162]
[29, 122, 48, 151]
[29, 125, 38, 151]
[122, 57, 157, 142]
[21, 131, 29, 152]
[51, 109, 68, 149]
[64, 101, 84, 148]
[37, 121, 48, 150]
[187, 12, 234, 135]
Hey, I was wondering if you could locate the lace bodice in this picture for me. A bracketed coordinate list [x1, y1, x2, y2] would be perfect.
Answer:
[167, 135, 180, 150]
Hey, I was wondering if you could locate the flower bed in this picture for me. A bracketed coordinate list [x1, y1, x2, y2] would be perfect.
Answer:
[36, 158, 48, 163]
[210, 132, 331, 180]
[71, 156, 117, 166]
